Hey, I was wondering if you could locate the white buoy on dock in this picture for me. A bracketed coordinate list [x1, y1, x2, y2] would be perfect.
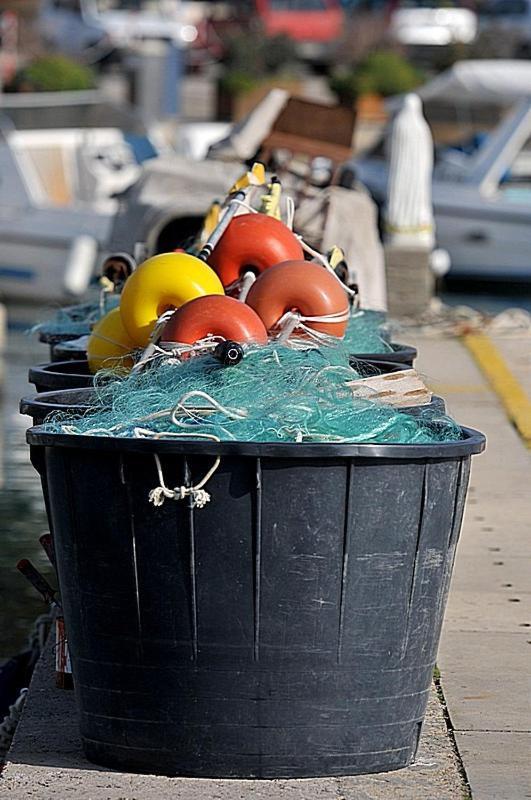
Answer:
[385, 93, 434, 249]
[384, 94, 436, 317]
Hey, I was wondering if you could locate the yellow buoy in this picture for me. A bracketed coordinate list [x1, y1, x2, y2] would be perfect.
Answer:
[87, 307, 136, 374]
[119, 252, 224, 347]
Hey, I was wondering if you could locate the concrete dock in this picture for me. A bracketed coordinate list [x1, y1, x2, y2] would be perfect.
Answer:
[2, 331, 530, 799]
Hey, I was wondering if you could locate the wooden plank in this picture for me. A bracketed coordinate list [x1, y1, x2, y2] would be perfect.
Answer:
[347, 368, 432, 408]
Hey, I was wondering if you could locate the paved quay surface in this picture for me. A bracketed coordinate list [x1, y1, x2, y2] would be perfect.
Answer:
[411, 332, 531, 800]
[2, 332, 530, 799]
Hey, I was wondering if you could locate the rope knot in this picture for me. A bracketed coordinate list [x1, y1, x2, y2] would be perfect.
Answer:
[148, 485, 212, 509]
[148, 454, 219, 509]
[174, 486, 211, 508]
[148, 485, 175, 507]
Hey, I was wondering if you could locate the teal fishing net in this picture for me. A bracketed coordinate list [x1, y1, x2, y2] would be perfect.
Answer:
[342, 309, 392, 355]
[45, 344, 462, 445]
[31, 295, 120, 338]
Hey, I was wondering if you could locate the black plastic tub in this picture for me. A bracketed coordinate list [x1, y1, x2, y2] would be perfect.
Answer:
[20, 387, 446, 428]
[20, 389, 99, 425]
[29, 361, 95, 393]
[28, 358, 409, 396]
[351, 343, 417, 368]
[51, 336, 89, 363]
[20, 382, 445, 548]
[38, 331, 88, 362]
[27, 425, 485, 779]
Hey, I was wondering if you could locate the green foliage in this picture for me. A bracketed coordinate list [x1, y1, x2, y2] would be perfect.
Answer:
[223, 30, 297, 77]
[330, 51, 424, 104]
[9, 56, 95, 93]
[218, 70, 260, 96]
[219, 29, 298, 95]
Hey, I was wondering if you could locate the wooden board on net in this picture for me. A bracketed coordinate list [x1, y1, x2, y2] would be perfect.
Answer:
[347, 368, 432, 408]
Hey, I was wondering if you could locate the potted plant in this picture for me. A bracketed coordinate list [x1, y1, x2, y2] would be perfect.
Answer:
[4, 55, 96, 93]
[329, 51, 423, 119]
[217, 30, 302, 121]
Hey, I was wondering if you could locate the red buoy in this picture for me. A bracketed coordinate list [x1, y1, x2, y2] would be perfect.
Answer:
[161, 294, 268, 345]
[245, 260, 349, 338]
[207, 214, 304, 288]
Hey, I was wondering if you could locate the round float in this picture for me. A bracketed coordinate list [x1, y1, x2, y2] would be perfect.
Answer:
[120, 253, 224, 347]
[207, 214, 303, 288]
[246, 260, 350, 339]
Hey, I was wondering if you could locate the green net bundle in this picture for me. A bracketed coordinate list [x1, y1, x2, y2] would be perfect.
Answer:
[31, 295, 120, 338]
[342, 309, 392, 355]
[45, 344, 462, 445]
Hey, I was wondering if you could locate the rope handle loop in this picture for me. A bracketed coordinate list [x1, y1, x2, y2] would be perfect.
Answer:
[149, 449, 221, 509]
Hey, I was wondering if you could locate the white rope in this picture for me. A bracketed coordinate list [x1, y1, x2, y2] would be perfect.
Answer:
[133, 309, 178, 371]
[285, 196, 295, 230]
[171, 390, 248, 424]
[98, 276, 115, 317]
[274, 308, 350, 346]
[238, 271, 256, 302]
[231, 199, 259, 215]
[149, 451, 221, 509]
[134, 429, 220, 441]
[134, 335, 228, 372]
[296, 235, 357, 299]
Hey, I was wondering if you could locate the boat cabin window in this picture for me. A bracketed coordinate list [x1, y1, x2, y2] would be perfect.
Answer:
[498, 134, 531, 202]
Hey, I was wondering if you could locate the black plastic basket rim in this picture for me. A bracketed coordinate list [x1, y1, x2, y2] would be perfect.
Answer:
[350, 343, 417, 361]
[20, 394, 98, 419]
[28, 360, 93, 385]
[27, 424, 486, 460]
[38, 331, 88, 345]
[20, 387, 445, 421]
[29, 359, 91, 373]
[18, 359, 430, 424]
[30, 358, 407, 381]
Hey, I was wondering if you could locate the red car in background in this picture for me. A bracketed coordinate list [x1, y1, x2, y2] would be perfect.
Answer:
[255, 0, 343, 62]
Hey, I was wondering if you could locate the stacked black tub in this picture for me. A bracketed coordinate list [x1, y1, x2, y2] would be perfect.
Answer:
[26, 358, 415, 396]
[29, 361, 94, 393]
[24, 319, 485, 779]
[27, 428, 485, 778]
[351, 342, 417, 368]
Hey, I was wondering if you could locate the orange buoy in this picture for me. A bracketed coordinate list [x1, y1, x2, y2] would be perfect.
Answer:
[161, 295, 268, 345]
[207, 214, 303, 288]
[245, 260, 350, 338]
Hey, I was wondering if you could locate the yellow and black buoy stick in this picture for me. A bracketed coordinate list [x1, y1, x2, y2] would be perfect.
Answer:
[197, 189, 246, 262]
[198, 162, 267, 262]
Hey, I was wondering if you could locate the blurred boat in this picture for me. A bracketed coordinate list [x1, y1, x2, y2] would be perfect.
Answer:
[0, 108, 245, 303]
[413, 59, 531, 107]
[0, 126, 153, 303]
[350, 97, 531, 280]
[389, 0, 477, 47]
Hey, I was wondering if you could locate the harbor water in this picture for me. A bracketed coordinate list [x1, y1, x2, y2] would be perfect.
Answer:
[0, 320, 51, 659]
